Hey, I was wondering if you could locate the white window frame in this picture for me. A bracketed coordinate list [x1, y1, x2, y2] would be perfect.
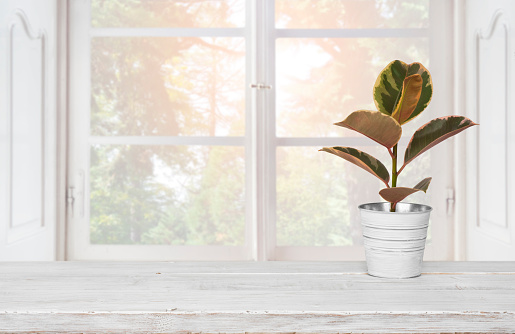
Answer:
[66, 0, 455, 261]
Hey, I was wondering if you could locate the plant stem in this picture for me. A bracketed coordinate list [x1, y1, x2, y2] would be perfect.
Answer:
[392, 144, 398, 187]
[390, 144, 398, 212]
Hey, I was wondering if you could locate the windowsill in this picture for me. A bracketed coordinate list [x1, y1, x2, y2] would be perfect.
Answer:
[1, 261, 514, 333]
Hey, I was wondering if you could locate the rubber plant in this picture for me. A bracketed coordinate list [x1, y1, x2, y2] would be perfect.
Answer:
[320, 60, 477, 212]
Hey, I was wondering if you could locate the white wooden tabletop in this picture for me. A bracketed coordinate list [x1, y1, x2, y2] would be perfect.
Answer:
[1, 261, 514, 333]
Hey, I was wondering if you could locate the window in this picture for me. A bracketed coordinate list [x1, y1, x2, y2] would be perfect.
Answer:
[68, 0, 453, 260]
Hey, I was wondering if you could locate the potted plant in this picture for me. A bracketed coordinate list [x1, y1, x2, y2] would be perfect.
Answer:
[320, 60, 477, 278]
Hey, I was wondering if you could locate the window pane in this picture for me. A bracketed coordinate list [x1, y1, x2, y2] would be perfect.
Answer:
[276, 37, 429, 137]
[276, 145, 431, 246]
[89, 145, 245, 245]
[92, 0, 245, 28]
[276, 0, 429, 29]
[91, 37, 245, 136]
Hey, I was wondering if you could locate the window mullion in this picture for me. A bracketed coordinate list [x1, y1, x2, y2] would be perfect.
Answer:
[249, 0, 275, 261]
[90, 27, 245, 37]
[88, 136, 245, 146]
[275, 28, 429, 38]
[264, 0, 277, 261]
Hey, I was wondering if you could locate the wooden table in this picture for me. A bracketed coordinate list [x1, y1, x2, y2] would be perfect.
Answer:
[1, 261, 514, 333]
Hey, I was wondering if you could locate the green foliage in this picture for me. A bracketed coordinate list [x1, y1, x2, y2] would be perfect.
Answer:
[276, 147, 352, 246]
[89, 1, 245, 245]
[320, 147, 390, 187]
[90, 145, 245, 246]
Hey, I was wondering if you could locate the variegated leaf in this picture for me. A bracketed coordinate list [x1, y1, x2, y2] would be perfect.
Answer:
[391, 74, 423, 124]
[402, 116, 478, 170]
[379, 177, 432, 204]
[413, 177, 432, 192]
[373, 60, 432, 123]
[320, 147, 390, 187]
[334, 110, 402, 149]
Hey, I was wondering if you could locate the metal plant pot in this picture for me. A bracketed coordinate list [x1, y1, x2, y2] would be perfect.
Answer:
[358, 202, 433, 279]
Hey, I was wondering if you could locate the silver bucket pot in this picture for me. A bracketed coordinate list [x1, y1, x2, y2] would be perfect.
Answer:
[358, 202, 433, 279]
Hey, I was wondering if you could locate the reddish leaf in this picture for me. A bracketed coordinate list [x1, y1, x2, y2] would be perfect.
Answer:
[391, 74, 423, 124]
[334, 110, 402, 149]
[379, 177, 432, 204]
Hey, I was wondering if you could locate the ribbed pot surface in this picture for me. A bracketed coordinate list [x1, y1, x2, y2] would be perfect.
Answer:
[359, 202, 432, 279]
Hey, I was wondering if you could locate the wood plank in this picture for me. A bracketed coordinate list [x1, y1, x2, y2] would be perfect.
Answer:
[1, 261, 513, 275]
[1, 311, 515, 333]
[2, 289, 515, 312]
[3, 273, 515, 292]
[0, 262, 514, 333]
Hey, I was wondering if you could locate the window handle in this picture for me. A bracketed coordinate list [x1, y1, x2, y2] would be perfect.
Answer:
[66, 187, 75, 217]
[67, 170, 85, 219]
[446, 187, 455, 217]
[250, 83, 272, 90]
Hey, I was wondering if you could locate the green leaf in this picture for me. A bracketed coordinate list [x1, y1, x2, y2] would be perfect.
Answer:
[390, 74, 423, 124]
[374, 60, 406, 115]
[320, 147, 390, 187]
[334, 110, 402, 149]
[402, 116, 478, 171]
[379, 177, 432, 204]
[373, 60, 432, 123]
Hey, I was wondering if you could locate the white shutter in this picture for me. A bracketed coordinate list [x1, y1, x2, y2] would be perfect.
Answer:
[0, 0, 57, 260]
[464, 0, 515, 260]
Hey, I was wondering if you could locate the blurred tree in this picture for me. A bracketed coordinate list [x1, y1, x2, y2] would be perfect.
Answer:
[89, 0, 245, 245]
[88, 0, 430, 248]
[275, 0, 430, 246]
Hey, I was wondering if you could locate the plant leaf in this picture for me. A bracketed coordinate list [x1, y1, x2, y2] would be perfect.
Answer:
[379, 177, 431, 204]
[379, 187, 420, 204]
[413, 177, 432, 192]
[404, 62, 433, 123]
[374, 60, 407, 115]
[334, 110, 402, 149]
[373, 60, 432, 123]
[390, 74, 423, 124]
[402, 116, 478, 171]
[320, 147, 390, 187]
